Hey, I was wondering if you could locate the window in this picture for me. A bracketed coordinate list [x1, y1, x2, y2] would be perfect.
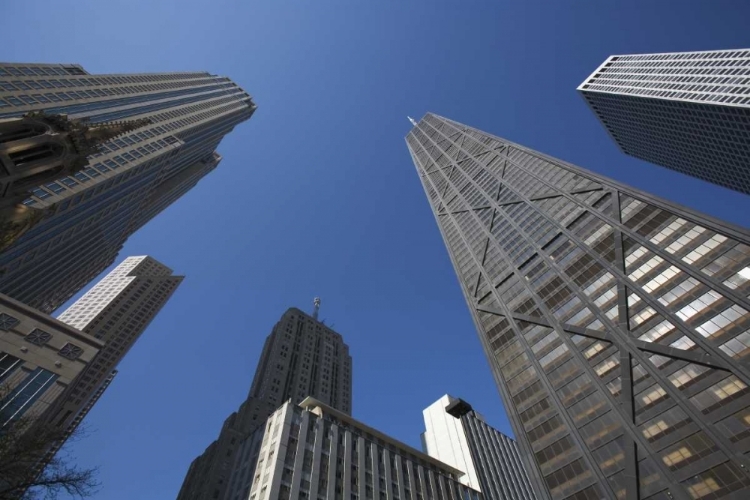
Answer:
[24, 329, 53, 346]
[58, 342, 84, 360]
[0, 313, 20, 331]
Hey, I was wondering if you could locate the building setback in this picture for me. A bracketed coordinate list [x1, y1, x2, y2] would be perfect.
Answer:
[578, 49, 750, 194]
[0, 62, 255, 313]
[223, 398, 481, 500]
[177, 306, 353, 500]
[407, 113, 750, 500]
[47, 256, 182, 442]
[422, 395, 536, 500]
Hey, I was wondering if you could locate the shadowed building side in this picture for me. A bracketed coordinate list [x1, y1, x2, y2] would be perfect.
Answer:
[578, 49, 750, 194]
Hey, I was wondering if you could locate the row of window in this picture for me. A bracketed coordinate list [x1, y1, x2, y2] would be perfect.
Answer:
[0, 313, 85, 360]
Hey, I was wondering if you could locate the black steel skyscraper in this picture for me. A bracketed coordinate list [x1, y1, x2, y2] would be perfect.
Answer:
[407, 114, 750, 500]
[0, 62, 255, 312]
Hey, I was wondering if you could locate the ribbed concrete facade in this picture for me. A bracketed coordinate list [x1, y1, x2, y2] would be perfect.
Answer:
[407, 113, 750, 500]
[578, 49, 750, 194]
[47, 256, 182, 440]
[224, 398, 481, 500]
[422, 395, 482, 491]
[176, 307, 353, 500]
[0, 62, 254, 313]
[422, 395, 535, 500]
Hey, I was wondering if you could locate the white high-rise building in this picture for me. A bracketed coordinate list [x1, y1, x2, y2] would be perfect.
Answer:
[422, 395, 482, 491]
[47, 255, 182, 442]
[578, 48, 750, 194]
[422, 395, 535, 500]
[222, 397, 481, 500]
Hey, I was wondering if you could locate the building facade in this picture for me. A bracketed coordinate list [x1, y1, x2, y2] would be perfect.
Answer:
[407, 113, 750, 500]
[46, 256, 182, 438]
[0, 62, 255, 313]
[177, 306, 353, 500]
[0, 293, 102, 427]
[578, 49, 750, 194]
[224, 397, 481, 500]
[422, 395, 535, 500]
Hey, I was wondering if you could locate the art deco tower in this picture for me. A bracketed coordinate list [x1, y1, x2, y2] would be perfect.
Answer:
[578, 49, 750, 194]
[407, 113, 750, 500]
[0, 62, 255, 313]
[176, 305, 352, 500]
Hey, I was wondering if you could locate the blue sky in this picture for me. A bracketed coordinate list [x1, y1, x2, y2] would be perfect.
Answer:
[3, 1, 750, 498]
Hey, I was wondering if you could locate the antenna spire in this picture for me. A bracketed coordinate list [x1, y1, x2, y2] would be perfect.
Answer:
[313, 297, 321, 320]
[408, 116, 418, 126]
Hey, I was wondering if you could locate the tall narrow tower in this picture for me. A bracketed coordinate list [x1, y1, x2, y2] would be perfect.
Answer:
[176, 306, 352, 500]
[0, 62, 255, 313]
[49, 256, 182, 435]
[407, 113, 750, 500]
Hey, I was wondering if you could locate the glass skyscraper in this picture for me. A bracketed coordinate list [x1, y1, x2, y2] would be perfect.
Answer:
[0, 62, 255, 312]
[407, 113, 750, 500]
[578, 49, 750, 194]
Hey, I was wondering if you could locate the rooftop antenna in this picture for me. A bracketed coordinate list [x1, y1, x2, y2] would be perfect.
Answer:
[313, 297, 321, 320]
[408, 116, 418, 126]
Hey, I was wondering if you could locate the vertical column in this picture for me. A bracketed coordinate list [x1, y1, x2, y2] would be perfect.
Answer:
[289, 410, 308, 498]
[308, 417, 323, 499]
[358, 436, 366, 498]
[343, 430, 353, 499]
[327, 424, 339, 499]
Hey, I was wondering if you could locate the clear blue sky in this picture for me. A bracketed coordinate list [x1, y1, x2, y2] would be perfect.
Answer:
[3, 1, 750, 498]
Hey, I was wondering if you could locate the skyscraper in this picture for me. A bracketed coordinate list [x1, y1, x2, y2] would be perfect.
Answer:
[407, 113, 750, 500]
[47, 256, 182, 438]
[578, 49, 750, 194]
[0, 62, 255, 313]
[422, 395, 535, 500]
[223, 397, 481, 500]
[177, 306, 353, 500]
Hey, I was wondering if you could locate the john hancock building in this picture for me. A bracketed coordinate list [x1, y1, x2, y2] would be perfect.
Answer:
[0, 62, 255, 313]
[407, 113, 750, 500]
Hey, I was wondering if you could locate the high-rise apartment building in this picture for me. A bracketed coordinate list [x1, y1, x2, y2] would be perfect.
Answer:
[223, 397, 481, 500]
[578, 49, 750, 194]
[422, 395, 535, 500]
[177, 306, 353, 500]
[47, 256, 182, 436]
[0, 62, 255, 313]
[407, 113, 750, 500]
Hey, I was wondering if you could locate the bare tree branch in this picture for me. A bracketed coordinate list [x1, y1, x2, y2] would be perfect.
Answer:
[0, 387, 99, 500]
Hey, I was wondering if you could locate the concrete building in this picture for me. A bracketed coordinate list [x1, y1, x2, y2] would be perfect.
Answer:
[0, 62, 255, 313]
[407, 113, 750, 500]
[578, 49, 750, 194]
[223, 397, 481, 500]
[46, 256, 182, 438]
[0, 293, 102, 427]
[422, 395, 535, 500]
[177, 305, 353, 500]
